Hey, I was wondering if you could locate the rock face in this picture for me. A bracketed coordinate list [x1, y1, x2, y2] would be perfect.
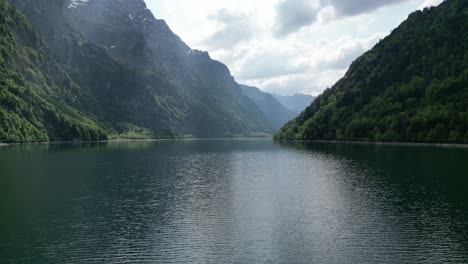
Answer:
[240, 85, 296, 130]
[272, 93, 315, 115]
[62, 0, 272, 137]
[3, 0, 274, 141]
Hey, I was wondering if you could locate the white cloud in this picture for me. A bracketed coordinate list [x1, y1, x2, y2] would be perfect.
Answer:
[319, 0, 408, 16]
[203, 9, 255, 48]
[227, 32, 384, 96]
[273, 0, 320, 37]
[317, 5, 337, 24]
[145, 0, 437, 96]
[316, 33, 386, 69]
[274, 0, 413, 37]
[418, 0, 444, 9]
[246, 70, 346, 96]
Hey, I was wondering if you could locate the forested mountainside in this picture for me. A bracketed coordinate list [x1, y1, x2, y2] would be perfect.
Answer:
[240, 85, 295, 130]
[6, 0, 187, 135]
[0, 0, 272, 143]
[276, 0, 468, 144]
[272, 93, 315, 115]
[0, 0, 108, 142]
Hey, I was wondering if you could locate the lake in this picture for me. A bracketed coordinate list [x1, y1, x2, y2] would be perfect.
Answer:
[1, 139, 468, 263]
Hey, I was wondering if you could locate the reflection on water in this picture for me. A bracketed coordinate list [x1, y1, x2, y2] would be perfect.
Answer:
[0, 140, 467, 263]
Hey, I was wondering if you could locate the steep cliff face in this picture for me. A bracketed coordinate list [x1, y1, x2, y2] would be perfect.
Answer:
[3, 0, 273, 141]
[63, 0, 272, 137]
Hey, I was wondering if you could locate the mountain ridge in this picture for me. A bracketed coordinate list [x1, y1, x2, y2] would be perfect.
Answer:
[276, 0, 468, 144]
[62, 0, 273, 137]
[240, 85, 296, 130]
[0, 0, 275, 142]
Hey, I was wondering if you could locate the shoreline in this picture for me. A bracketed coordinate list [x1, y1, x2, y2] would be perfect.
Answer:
[277, 139, 468, 149]
[0, 138, 183, 147]
[2, 138, 468, 149]
[0, 136, 274, 147]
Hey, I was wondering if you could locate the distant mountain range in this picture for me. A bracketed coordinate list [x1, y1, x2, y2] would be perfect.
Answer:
[272, 94, 316, 115]
[240, 85, 296, 130]
[276, 0, 468, 144]
[2, 0, 304, 142]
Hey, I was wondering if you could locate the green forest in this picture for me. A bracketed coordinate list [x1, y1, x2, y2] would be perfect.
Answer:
[0, 0, 107, 142]
[276, 0, 468, 144]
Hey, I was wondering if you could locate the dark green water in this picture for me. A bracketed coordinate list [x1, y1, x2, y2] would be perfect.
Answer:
[1, 140, 468, 263]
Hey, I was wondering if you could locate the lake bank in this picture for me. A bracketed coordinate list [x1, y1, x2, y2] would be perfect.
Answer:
[0, 138, 182, 147]
[3, 137, 468, 149]
[276, 139, 468, 149]
[0, 136, 274, 147]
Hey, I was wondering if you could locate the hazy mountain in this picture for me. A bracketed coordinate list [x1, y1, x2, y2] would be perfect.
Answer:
[1, 0, 274, 142]
[62, 0, 273, 137]
[272, 93, 315, 115]
[276, 0, 468, 144]
[240, 85, 295, 130]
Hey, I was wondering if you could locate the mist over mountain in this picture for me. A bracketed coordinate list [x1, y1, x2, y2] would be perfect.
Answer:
[63, 0, 276, 137]
[240, 85, 295, 130]
[272, 93, 316, 115]
[0, 0, 279, 142]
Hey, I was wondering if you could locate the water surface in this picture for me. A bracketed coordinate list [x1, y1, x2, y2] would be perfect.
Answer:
[1, 140, 467, 263]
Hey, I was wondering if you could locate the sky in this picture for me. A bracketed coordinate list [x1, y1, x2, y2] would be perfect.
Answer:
[145, 0, 444, 96]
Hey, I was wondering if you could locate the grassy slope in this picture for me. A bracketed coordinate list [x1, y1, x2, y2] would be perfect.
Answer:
[0, 0, 107, 142]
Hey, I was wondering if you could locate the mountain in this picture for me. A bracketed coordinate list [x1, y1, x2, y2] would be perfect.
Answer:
[272, 93, 315, 115]
[1, 0, 273, 142]
[0, 0, 108, 142]
[240, 85, 295, 130]
[276, 0, 468, 144]
[62, 0, 272, 137]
